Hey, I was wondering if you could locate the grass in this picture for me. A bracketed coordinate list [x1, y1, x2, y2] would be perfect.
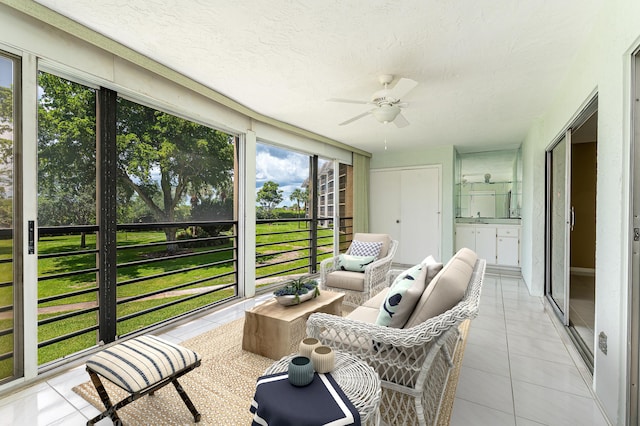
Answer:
[0, 221, 339, 368]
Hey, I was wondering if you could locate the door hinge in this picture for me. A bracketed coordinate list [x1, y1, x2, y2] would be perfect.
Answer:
[635, 228, 640, 242]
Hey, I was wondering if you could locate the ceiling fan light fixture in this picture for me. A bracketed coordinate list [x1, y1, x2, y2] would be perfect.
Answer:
[372, 104, 401, 123]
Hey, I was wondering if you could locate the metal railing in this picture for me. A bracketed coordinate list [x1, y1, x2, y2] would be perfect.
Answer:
[35, 221, 238, 365]
[13, 216, 353, 367]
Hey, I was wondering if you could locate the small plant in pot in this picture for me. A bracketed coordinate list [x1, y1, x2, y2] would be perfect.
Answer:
[274, 277, 320, 306]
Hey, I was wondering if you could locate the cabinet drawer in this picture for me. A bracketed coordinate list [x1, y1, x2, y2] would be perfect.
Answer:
[497, 227, 519, 237]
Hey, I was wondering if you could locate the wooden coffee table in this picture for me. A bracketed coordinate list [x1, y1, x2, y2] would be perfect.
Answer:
[242, 290, 344, 360]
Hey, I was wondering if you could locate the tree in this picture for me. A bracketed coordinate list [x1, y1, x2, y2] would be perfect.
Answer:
[116, 98, 235, 250]
[257, 181, 283, 217]
[37, 73, 97, 233]
[0, 85, 14, 229]
[289, 187, 308, 218]
[36, 73, 236, 251]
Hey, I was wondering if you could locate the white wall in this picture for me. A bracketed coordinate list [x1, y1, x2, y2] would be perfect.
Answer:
[520, 0, 640, 422]
[370, 145, 456, 262]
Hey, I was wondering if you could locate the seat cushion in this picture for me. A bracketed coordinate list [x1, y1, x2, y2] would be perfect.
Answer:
[325, 270, 366, 292]
[351, 233, 392, 259]
[86, 335, 200, 393]
[363, 288, 389, 309]
[403, 257, 473, 329]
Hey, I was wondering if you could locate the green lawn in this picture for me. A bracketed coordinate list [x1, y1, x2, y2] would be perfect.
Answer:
[1, 221, 337, 366]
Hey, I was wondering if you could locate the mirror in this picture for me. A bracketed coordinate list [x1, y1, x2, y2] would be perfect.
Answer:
[455, 148, 522, 219]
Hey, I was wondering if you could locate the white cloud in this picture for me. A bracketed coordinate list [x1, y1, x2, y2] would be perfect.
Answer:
[256, 144, 309, 206]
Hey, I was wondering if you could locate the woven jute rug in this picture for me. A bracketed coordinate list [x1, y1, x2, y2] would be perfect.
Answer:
[73, 316, 470, 425]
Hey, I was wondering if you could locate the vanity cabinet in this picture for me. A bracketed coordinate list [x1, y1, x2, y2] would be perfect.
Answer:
[496, 227, 520, 266]
[455, 224, 520, 267]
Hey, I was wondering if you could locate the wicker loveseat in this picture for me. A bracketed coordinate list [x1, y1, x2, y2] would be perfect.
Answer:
[307, 248, 485, 426]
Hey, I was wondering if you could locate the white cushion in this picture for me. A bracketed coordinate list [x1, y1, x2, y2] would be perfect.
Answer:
[376, 264, 426, 328]
[336, 254, 376, 272]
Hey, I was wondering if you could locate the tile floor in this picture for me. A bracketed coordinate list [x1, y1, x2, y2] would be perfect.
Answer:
[0, 274, 611, 425]
[450, 273, 609, 426]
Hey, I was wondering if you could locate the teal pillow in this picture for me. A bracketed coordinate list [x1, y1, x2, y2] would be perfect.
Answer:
[376, 263, 427, 328]
[337, 254, 376, 272]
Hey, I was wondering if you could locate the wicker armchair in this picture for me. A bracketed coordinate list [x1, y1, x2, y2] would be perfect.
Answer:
[307, 258, 486, 426]
[320, 233, 399, 307]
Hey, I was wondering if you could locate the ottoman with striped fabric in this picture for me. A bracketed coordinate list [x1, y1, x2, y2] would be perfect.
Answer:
[85, 335, 202, 425]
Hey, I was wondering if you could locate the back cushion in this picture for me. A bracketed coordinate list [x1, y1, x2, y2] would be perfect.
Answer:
[455, 247, 478, 268]
[351, 233, 392, 259]
[403, 257, 473, 328]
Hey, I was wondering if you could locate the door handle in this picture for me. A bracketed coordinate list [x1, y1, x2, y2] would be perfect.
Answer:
[570, 206, 575, 232]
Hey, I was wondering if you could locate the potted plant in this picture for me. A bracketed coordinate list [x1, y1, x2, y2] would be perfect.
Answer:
[274, 277, 320, 306]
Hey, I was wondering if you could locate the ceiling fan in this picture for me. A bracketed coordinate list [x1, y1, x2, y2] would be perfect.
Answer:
[329, 74, 418, 128]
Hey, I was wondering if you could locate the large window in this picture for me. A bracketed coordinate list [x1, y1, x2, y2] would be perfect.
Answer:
[0, 53, 16, 384]
[254, 143, 335, 286]
[36, 72, 239, 366]
[114, 97, 238, 337]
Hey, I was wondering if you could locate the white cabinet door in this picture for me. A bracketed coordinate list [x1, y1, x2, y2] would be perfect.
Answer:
[497, 237, 519, 266]
[474, 226, 497, 264]
[370, 166, 441, 264]
[455, 226, 475, 252]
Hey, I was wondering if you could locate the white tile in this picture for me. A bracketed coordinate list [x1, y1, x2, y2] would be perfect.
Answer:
[162, 318, 219, 341]
[506, 317, 565, 343]
[0, 385, 77, 426]
[46, 366, 93, 410]
[509, 354, 592, 397]
[471, 313, 506, 333]
[462, 341, 511, 377]
[466, 325, 509, 352]
[516, 417, 546, 425]
[46, 410, 90, 425]
[455, 366, 514, 414]
[512, 380, 608, 426]
[507, 334, 575, 366]
[450, 397, 516, 426]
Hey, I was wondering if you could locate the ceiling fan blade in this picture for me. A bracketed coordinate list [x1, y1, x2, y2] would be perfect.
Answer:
[393, 112, 410, 128]
[389, 78, 418, 100]
[327, 98, 370, 105]
[339, 110, 373, 126]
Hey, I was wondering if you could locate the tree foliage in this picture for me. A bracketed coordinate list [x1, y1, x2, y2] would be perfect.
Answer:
[289, 187, 308, 217]
[256, 181, 283, 215]
[116, 98, 234, 228]
[36, 73, 236, 249]
[37, 73, 96, 226]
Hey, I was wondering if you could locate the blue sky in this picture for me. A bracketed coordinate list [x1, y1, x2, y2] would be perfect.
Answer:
[256, 143, 309, 207]
[0, 58, 11, 88]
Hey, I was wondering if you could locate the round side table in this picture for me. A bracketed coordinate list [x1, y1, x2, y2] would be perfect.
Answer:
[264, 350, 381, 425]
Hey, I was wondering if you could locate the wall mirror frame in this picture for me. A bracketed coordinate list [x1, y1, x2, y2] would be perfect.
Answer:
[455, 147, 522, 219]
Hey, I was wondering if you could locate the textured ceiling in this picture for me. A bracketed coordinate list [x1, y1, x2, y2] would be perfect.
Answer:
[34, 0, 604, 154]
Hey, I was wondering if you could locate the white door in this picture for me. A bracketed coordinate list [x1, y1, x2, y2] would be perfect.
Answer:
[369, 170, 401, 240]
[370, 166, 441, 265]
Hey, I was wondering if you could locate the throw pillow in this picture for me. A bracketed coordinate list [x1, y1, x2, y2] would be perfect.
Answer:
[349, 240, 383, 258]
[422, 255, 444, 286]
[376, 263, 427, 328]
[336, 254, 376, 272]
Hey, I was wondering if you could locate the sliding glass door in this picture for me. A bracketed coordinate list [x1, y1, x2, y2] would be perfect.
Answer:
[0, 52, 18, 385]
[547, 130, 571, 325]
